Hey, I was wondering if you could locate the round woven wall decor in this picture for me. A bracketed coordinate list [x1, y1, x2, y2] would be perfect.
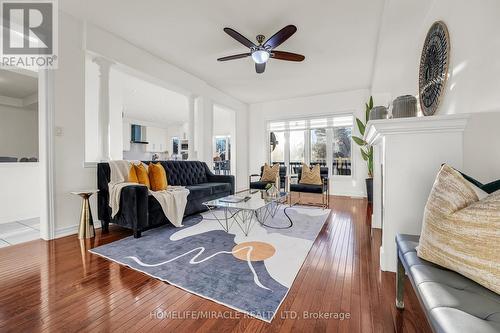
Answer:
[419, 21, 450, 116]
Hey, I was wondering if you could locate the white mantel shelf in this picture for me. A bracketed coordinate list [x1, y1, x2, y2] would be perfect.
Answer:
[364, 114, 470, 145]
[363, 113, 470, 272]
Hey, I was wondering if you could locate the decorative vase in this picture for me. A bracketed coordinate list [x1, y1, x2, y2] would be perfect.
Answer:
[266, 184, 279, 198]
[369, 106, 388, 120]
[392, 95, 417, 118]
[366, 178, 373, 203]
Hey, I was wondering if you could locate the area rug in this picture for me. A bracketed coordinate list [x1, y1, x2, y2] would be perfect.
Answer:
[90, 206, 331, 322]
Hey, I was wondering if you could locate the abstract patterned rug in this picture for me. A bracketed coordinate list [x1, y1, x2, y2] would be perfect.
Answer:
[90, 206, 331, 322]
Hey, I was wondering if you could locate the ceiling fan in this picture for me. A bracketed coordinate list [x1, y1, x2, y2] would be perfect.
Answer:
[217, 25, 305, 74]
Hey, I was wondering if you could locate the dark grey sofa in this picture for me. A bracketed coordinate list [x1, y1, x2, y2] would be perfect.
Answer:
[97, 161, 234, 238]
[396, 234, 500, 333]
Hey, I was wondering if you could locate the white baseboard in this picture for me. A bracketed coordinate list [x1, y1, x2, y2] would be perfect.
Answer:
[332, 191, 367, 198]
[55, 220, 102, 239]
[0, 215, 40, 224]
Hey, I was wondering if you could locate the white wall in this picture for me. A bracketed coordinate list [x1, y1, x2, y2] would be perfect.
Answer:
[249, 89, 370, 197]
[235, 103, 249, 192]
[84, 56, 99, 162]
[463, 112, 500, 183]
[0, 164, 40, 223]
[167, 123, 187, 143]
[213, 106, 236, 137]
[53, 13, 99, 236]
[0, 105, 38, 159]
[372, 0, 500, 115]
[372, 0, 500, 186]
[52, 12, 249, 235]
[109, 68, 124, 160]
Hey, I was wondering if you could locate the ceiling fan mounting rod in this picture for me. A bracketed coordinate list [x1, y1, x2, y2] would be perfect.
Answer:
[256, 34, 266, 45]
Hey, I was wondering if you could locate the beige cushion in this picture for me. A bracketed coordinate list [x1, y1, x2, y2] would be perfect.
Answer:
[417, 164, 500, 294]
[299, 164, 322, 185]
[260, 163, 280, 182]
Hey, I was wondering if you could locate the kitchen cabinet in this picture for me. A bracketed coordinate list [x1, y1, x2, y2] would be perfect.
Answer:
[146, 126, 168, 153]
[123, 121, 169, 153]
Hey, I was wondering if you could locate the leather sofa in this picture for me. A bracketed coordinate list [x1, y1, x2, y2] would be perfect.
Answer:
[396, 234, 500, 333]
[97, 161, 234, 238]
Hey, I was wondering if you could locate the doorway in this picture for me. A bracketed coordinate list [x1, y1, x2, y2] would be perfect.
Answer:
[212, 105, 236, 176]
[0, 68, 44, 246]
[213, 135, 231, 175]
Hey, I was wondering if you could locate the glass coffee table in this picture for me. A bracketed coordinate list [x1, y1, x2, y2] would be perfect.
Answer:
[203, 189, 292, 236]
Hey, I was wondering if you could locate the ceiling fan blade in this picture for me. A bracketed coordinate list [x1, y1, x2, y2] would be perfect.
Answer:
[255, 62, 266, 74]
[217, 53, 251, 61]
[271, 51, 305, 62]
[264, 25, 297, 49]
[223, 28, 256, 48]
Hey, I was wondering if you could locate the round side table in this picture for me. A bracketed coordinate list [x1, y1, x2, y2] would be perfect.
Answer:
[71, 190, 99, 239]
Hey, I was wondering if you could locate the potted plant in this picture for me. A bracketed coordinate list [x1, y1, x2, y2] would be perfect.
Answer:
[353, 96, 374, 203]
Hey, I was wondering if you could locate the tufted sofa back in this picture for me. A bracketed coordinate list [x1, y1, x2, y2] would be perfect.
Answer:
[97, 161, 212, 189]
[158, 161, 209, 186]
[96, 160, 232, 223]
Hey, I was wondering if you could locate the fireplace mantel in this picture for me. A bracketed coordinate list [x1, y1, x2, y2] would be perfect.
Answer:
[365, 114, 470, 144]
[364, 114, 469, 272]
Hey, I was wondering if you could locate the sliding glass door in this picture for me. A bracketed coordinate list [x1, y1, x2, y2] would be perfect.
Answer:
[270, 131, 285, 165]
[332, 127, 352, 175]
[268, 115, 353, 177]
[310, 128, 327, 166]
[289, 130, 305, 174]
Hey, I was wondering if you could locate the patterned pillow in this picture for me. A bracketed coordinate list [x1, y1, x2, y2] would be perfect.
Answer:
[417, 164, 500, 294]
[299, 164, 322, 185]
[260, 163, 280, 182]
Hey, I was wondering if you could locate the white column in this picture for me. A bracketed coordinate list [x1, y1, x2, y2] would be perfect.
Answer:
[187, 95, 196, 160]
[193, 96, 213, 166]
[93, 57, 114, 161]
[204, 98, 214, 167]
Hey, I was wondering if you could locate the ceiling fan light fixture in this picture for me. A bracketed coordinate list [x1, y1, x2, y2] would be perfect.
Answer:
[220, 25, 303, 73]
[251, 49, 270, 64]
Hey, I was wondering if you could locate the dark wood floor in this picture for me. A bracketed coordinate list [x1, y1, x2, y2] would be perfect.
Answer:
[0, 196, 431, 333]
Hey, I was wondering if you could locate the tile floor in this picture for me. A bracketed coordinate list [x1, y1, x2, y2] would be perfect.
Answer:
[0, 218, 40, 247]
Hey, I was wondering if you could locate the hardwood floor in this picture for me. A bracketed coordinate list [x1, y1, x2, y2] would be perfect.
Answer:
[0, 196, 431, 333]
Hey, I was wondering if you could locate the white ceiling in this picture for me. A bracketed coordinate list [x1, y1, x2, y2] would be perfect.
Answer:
[112, 68, 188, 125]
[61, 0, 385, 104]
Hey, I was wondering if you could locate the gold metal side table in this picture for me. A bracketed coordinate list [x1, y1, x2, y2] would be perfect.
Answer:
[71, 190, 99, 239]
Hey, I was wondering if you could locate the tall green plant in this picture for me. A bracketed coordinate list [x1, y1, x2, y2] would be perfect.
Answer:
[352, 96, 374, 178]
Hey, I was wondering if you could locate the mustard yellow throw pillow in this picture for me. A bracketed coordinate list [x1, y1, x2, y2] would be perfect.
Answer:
[128, 165, 139, 183]
[133, 163, 150, 189]
[417, 164, 500, 294]
[261, 163, 280, 182]
[149, 163, 168, 191]
[299, 164, 322, 185]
